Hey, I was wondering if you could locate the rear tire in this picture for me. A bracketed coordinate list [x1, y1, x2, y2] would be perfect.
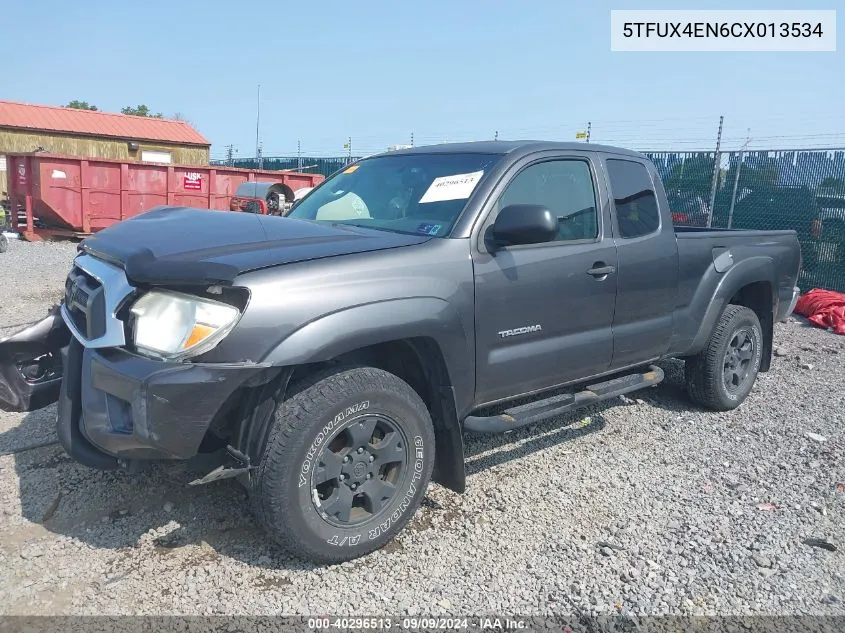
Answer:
[250, 365, 435, 564]
[0, 233, 7, 253]
[685, 305, 763, 411]
[266, 185, 286, 215]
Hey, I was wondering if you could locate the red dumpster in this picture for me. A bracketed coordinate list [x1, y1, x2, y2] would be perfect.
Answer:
[7, 153, 325, 241]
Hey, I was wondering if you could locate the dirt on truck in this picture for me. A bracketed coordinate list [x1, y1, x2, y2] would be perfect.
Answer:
[0, 141, 802, 564]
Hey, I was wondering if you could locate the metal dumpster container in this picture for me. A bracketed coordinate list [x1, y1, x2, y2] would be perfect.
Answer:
[7, 153, 325, 240]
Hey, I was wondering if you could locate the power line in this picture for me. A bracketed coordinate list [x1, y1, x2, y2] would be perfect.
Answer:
[217, 117, 845, 159]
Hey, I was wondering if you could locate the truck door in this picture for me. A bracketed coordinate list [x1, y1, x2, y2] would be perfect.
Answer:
[603, 157, 678, 369]
[472, 155, 618, 405]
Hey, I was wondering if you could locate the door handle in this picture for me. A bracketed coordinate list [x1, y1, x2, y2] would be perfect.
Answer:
[587, 264, 616, 277]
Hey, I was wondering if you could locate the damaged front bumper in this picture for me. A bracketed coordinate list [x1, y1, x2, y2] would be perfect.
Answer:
[59, 338, 272, 466]
[0, 304, 274, 469]
[0, 305, 68, 412]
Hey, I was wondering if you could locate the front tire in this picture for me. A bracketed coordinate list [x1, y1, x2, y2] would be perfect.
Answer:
[685, 305, 763, 411]
[250, 365, 435, 563]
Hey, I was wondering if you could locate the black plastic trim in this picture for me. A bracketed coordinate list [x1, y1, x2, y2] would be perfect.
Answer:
[0, 305, 69, 412]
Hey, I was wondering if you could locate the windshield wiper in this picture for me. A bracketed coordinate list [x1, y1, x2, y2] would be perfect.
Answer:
[330, 222, 422, 237]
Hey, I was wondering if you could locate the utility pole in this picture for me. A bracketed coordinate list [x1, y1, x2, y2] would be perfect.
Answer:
[224, 144, 234, 166]
[255, 84, 261, 165]
[297, 140, 302, 171]
[706, 115, 724, 228]
[411, 131, 414, 147]
[257, 143, 263, 170]
[727, 129, 751, 229]
[347, 137, 352, 162]
[586, 122, 591, 143]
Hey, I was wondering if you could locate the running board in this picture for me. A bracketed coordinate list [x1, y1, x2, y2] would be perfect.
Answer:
[463, 365, 664, 434]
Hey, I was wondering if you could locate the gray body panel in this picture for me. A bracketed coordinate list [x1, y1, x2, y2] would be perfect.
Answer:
[205, 238, 478, 417]
[670, 229, 801, 355]
[468, 148, 618, 404]
[201, 143, 801, 416]
[0, 142, 802, 475]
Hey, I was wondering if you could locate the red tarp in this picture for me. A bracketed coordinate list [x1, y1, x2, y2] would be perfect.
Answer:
[794, 289, 845, 335]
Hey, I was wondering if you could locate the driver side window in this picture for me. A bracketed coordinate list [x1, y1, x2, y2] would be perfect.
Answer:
[497, 159, 598, 242]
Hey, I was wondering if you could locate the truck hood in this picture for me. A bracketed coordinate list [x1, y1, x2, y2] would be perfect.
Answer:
[78, 206, 432, 285]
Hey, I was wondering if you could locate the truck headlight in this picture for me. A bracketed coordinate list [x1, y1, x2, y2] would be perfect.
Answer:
[129, 290, 241, 359]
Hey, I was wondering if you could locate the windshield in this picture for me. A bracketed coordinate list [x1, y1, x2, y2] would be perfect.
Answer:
[287, 153, 501, 237]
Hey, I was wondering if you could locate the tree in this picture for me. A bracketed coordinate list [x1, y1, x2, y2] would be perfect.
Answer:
[664, 155, 716, 200]
[65, 100, 98, 111]
[121, 104, 163, 118]
[725, 160, 779, 191]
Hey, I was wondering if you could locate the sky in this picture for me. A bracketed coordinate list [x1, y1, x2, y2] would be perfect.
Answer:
[4, 0, 843, 159]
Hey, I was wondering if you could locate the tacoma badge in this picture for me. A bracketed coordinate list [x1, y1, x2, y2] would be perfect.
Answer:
[498, 325, 542, 338]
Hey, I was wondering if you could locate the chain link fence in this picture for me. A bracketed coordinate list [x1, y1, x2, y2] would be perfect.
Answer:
[646, 148, 845, 292]
[218, 148, 845, 293]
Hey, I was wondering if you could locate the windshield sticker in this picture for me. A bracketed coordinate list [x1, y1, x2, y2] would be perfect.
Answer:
[416, 223, 442, 236]
[418, 170, 484, 204]
[342, 165, 359, 174]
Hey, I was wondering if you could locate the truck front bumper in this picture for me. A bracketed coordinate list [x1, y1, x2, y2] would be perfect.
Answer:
[57, 337, 270, 467]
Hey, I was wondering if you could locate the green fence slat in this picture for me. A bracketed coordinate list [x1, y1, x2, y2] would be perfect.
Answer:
[646, 149, 845, 293]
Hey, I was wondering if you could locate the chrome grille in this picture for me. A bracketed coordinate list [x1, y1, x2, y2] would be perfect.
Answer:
[60, 255, 134, 349]
[64, 267, 104, 340]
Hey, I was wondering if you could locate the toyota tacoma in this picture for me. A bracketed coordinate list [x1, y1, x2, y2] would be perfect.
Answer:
[0, 141, 802, 563]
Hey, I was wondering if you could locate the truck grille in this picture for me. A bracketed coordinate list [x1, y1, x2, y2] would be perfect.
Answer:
[64, 267, 107, 340]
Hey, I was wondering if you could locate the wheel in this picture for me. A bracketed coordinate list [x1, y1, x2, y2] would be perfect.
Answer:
[243, 200, 262, 214]
[250, 365, 435, 563]
[685, 305, 763, 411]
[0, 233, 7, 253]
[266, 185, 285, 215]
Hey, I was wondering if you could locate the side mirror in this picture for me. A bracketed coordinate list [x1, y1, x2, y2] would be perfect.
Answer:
[490, 204, 557, 248]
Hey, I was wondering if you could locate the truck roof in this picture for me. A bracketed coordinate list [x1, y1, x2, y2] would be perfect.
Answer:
[375, 140, 649, 160]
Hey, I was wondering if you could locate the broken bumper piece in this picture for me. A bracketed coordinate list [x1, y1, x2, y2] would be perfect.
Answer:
[0, 305, 68, 412]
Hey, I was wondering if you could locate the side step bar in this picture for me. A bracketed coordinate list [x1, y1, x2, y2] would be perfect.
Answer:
[463, 365, 664, 434]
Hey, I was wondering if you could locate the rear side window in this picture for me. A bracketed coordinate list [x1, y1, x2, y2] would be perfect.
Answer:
[606, 159, 660, 239]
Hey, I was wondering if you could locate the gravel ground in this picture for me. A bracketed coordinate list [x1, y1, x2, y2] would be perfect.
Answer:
[0, 239, 843, 620]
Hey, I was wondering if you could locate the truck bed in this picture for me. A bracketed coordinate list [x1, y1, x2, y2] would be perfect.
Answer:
[670, 225, 802, 356]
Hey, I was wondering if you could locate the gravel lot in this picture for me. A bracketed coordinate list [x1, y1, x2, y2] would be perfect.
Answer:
[0, 239, 843, 620]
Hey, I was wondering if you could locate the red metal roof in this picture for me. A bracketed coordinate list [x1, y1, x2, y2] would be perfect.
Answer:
[0, 100, 210, 146]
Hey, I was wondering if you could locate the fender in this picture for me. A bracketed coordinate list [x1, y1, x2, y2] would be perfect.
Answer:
[262, 297, 472, 494]
[262, 296, 475, 418]
[685, 255, 776, 356]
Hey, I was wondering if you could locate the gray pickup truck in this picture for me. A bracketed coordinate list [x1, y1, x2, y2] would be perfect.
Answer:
[0, 141, 802, 563]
